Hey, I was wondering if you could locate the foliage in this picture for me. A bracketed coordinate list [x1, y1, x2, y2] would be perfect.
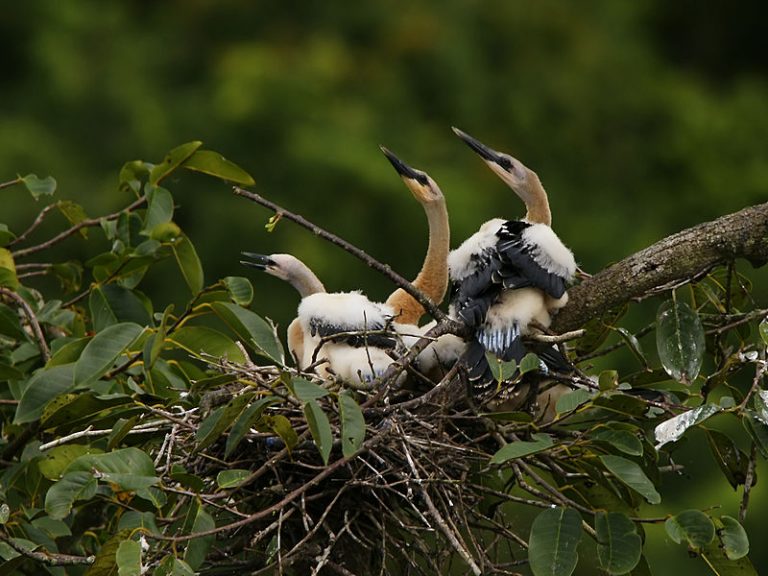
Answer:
[0, 146, 766, 575]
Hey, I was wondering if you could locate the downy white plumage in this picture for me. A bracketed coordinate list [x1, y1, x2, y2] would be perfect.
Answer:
[449, 128, 576, 385]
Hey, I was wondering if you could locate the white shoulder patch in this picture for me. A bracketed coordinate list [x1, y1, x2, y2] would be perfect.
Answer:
[448, 218, 506, 281]
[298, 291, 393, 332]
[521, 224, 576, 280]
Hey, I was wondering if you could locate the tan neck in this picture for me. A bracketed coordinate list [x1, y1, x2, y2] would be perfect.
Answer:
[522, 173, 552, 226]
[289, 264, 326, 298]
[386, 199, 450, 324]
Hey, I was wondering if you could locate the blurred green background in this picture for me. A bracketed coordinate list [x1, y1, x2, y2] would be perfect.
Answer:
[2, 1, 767, 573]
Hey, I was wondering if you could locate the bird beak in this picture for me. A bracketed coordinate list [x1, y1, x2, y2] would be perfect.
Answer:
[452, 127, 504, 164]
[240, 252, 275, 270]
[380, 146, 433, 202]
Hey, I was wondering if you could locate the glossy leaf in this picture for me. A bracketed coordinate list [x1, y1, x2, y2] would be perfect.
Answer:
[216, 469, 250, 489]
[528, 507, 582, 576]
[600, 455, 660, 504]
[654, 403, 721, 449]
[705, 430, 749, 490]
[20, 173, 57, 199]
[225, 396, 280, 457]
[292, 377, 329, 402]
[183, 505, 215, 570]
[116, 539, 142, 576]
[304, 399, 333, 465]
[89, 285, 151, 332]
[486, 352, 517, 382]
[598, 370, 619, 391]
[171, 233, 204, 294]
[210, 302, 284, 363]
[520, 352, 541, 374]
[149, 141, 202, 185]
[589, 428, 643, 456]
[44, 471, 98, 519]
[142, 186, 174, 234]
[555, 389, 593, 414]
[491, 433, 554, 464]
[38, 444, 103, 480]
[222, 276, 254, 306]
[14, 363, 76, 424]
[66, 447, 157, 477]
[182, 149, 255, 185]
[168, 325, 245, 363]
[719, 516, 749, 560]
[596, 511, 642, 574]
[73, 322, 143, 386]
[665, 510, 715, 549]
[339, 390, 365, 458]
[656, 298, 705, 385]
[261, 414, 299, 450]
[0, 248, 19, 289]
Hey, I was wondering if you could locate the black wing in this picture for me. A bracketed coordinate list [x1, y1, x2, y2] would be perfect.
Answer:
[452, 220, 568, 329]
[308, 317, 398, 350]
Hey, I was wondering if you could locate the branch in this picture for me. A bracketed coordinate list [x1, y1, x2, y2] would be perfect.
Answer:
[0, 287, 50, 362]
[553, 202, 768, 332]
[0, 533, 95, 566]
[233, 186, 448, 322]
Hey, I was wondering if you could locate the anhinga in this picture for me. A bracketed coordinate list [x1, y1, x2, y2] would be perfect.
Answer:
[448, 128, 576, 385]
[241, 149, 457, 384]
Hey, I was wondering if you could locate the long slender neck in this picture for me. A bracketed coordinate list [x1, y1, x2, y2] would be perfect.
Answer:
[522, 173, 552, 226]
[386, 199, 450, 324]
[287, 263, 326, 298]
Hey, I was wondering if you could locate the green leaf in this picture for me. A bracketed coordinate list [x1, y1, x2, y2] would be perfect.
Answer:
[142, 186, 175, 234]
[700, 543, 758, 575]
[339, 390, 365, 458]
[613, 327, 648, 369]
[0, 223, 17, 246]
[261, 414, 299, 450]
[20, 174, 57, 199]
[171, 233, 204, 294]
[116, 539, 142, 576]
[519, 352, 541, 374]
[665, 510, 715, 549]
[528, 507, 582, 576]
[0, 504, 10, 525]
[555, 389, 593, 414]
[222, 276, 254, 306]
[66, 447, 157, 477]
[154, 556, 196, 576]
[656, 298, 705, 385]
[654, 403, 721, 449]
[759, 319, 768, 345]
[168, 325, 245, 363]
[182, 149, 255, 185]
[486, 352, 517, 382]
[574, 304, 628, 356]
[304, 399, 333, 465]
[600, 455, 660, 504]
[149, 141, 203, 185]
[210, 302, 284, 363]
[0, 248, 19, 289]
[719, 516, 749, 560]
[86, 530, 133, 576]
[118, 511, 161, 536]
[225, 396, 280, 458]
[74, 322, 143, 386]
[195, 395, 250, 450]
[38, 444, 103, 480]
[183, 505, 215, 570]
[743, 413, 768, 459]
[0, 302, 28, 340]
[705, 430, 749, 490]
[44, 471, 98, 519]
[89, 285, 152, 332]
[491, 433, 554, 464]
[598, 370, 619, 392]
[15, 363, 76, 424]
[56, 200, 89, 237]
[589, 428, 643, 456]
[595, 511, 642, 574]
[216, 469, 251, 489]
[292, 378, 329, 402]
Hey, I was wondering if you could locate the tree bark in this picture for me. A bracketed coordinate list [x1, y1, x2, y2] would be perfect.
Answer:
[552, 201, 768, 333]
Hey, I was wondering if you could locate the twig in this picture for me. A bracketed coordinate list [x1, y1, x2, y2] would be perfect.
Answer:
[0, 287, 50, 362]
[233, 186, 447, 323]
[0, 532, 95, 566]
[526, 329, 585, 344]
[7, 203, 58, 248]
[739, 443, 758, 523]
[12, 196, 147, 259]
[39, 422, 167, 451]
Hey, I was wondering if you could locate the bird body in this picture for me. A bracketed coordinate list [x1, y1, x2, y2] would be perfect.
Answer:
[450, 128, 576, 382]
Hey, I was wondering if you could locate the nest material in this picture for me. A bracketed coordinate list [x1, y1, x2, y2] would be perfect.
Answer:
[159, 349, 576, 576]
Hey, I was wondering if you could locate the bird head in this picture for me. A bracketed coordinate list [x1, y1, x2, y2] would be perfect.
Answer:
[240, 252, 292, 281]
[380, 146, 444, 205]
[452, 127, 547, 222]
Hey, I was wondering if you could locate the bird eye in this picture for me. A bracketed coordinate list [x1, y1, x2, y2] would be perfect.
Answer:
[498, 157, 513, 172]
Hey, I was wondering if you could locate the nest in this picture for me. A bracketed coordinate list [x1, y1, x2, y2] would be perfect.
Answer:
[150, 344, 582, 576]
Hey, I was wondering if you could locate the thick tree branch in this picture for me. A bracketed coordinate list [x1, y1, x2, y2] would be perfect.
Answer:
[553, 202, 768, 332]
